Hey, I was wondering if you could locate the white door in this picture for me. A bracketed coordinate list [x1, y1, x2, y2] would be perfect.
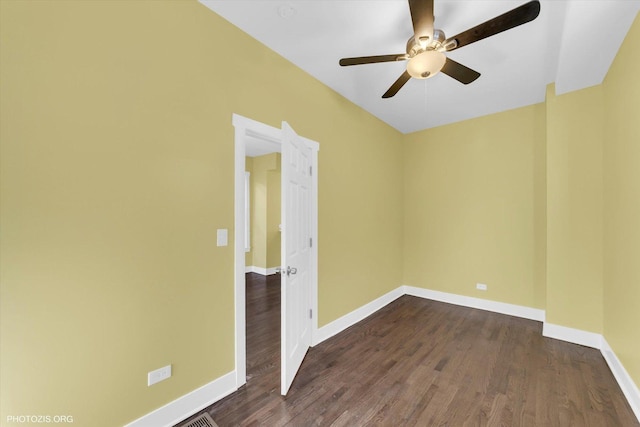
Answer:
[280, 121, 312, 395]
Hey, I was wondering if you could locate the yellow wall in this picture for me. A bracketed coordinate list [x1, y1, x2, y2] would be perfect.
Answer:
[315, 113, 404, 324]
[247, 153, 281, 270]
[267, 166, 282, 269]
[545, 84, 604, 332]
[404, 104, 547, 309]
[245, 157, 253, 267]
[403, 15, 640, 390]
[602, 13, 640, 388]
[2, 0, 638, 424]
[0, 1, 404, 426]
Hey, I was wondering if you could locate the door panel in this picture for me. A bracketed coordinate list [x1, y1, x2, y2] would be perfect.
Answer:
[281, 122, 312, 395]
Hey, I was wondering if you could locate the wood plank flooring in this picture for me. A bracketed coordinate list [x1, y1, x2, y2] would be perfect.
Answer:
[176, 273, 638, 426]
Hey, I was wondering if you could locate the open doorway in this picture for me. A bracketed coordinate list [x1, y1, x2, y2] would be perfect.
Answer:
[245, 152, 282, 276]
[244, 271, 281, 385]
[244, 149, 282, 388]
[232, 114, 319, 394]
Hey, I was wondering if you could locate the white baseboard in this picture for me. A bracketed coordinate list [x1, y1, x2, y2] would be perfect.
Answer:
[313, 287, 404, 346]
[126, 285, 639, 426]
[542, 322, 603, 349]
[124, 371, 237, 427]
[404, 286, 638, 423]
[313, 285, 544, 347]
[245, 266, 279, 275]
[601, 338, 640, 422]
[403, 285, 546, 322]
[541, 325, 639, 423]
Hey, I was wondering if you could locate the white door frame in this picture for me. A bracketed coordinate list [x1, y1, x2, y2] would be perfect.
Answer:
[232, 113, 319, 389]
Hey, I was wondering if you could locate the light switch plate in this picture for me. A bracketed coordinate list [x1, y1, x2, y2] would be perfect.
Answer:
[217, 229, 228, 247]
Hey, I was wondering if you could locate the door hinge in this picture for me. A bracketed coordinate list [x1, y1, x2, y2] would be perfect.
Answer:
[309, 165, 312, 176]
[309, 237, 313, 248]
[309, 309, 313, 319]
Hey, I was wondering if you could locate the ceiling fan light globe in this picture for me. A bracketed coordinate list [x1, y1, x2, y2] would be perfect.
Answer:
[407, 50, 446, 79]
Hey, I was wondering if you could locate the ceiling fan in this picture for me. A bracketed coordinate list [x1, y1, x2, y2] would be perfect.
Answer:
[339, 0, 541, 98]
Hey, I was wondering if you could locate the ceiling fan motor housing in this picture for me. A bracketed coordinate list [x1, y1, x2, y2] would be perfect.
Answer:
[406, 29, 446, 57]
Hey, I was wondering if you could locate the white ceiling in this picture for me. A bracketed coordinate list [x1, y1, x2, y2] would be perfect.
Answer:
[245, 134, 281, 157]
[200, 0, 640, 134]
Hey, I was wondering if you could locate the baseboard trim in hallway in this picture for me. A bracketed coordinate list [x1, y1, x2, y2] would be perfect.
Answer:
[244, 266, 279, 275]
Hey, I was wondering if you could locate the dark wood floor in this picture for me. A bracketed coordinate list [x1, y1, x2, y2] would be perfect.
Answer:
[177, 273, 638, 426]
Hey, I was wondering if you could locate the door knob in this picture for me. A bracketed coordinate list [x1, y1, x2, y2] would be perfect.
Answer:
[287, 266, 297, 276]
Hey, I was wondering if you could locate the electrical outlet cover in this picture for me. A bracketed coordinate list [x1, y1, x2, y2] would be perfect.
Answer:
[148, 365, 172, 386]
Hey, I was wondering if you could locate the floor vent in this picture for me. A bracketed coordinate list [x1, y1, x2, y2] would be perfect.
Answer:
[181, 412, 218, 427]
